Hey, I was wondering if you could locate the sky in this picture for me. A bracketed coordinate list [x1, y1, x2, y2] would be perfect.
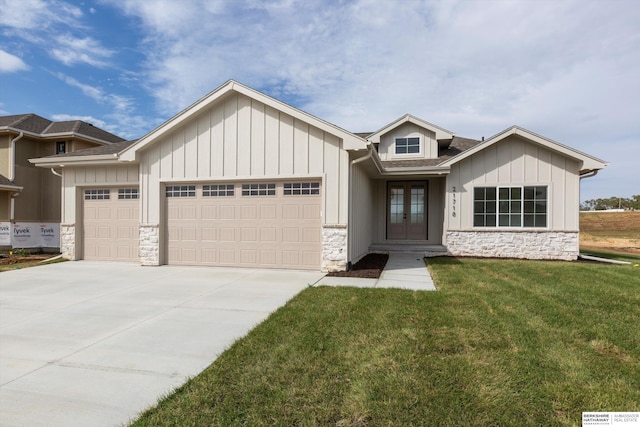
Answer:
[1, 0, 638, 202]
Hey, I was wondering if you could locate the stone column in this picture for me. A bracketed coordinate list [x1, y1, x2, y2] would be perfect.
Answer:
[139, 224, 160, 266]
[60, 224, 76, 260]
[322, 224, 348, 272]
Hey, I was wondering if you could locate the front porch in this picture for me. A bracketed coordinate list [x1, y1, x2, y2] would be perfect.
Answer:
[368, 242, 450, 258]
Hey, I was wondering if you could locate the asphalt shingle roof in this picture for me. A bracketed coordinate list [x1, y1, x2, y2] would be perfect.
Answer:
[0, 114, 125, 143]
[380, 136, 481, 168]
[44, 139, 137, 158]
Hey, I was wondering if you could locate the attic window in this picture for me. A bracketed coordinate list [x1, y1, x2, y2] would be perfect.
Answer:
[395, 137, 420, 154]
[56, 141, 66, 154]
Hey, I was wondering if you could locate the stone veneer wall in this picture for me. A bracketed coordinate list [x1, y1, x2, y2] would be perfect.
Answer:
[322, 224, 348, 272]
[139, 224, 160, 266]
[446, 230, 579, 261]
[60, 224, 75, 259]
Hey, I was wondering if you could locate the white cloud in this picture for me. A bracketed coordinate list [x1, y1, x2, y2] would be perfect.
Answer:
[0, 0, 82, 30]
[0, 0, 114, 68]
[50, 34, 114, 67]
[53, 72, 154, 138]
[0, 49, 29, 72]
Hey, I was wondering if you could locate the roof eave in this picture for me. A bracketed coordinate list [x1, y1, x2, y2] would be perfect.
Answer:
[0, 184, 23, 192]
[439, 126, 608, 172]
[29, 154, 129, 167]
[120, 80, 368, 161]
[0, 126, 115, 145]
[367, 114, 455, 143]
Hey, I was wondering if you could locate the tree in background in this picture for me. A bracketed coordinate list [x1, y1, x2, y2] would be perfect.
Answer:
[581, 195, 640, 211]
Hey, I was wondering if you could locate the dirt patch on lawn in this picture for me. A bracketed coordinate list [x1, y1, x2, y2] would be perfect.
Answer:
[0, 255, 53, 265]
[580, 211, 640, 255]
[326, 253, 389, 278]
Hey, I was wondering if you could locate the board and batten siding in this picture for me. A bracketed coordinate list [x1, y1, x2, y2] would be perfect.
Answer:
[445, 135, 580, 231]
[377, 122, 438, 161]
[61, 164, 140, 223]
[138, 93, 349, 226]
[349, 162, 375, 262]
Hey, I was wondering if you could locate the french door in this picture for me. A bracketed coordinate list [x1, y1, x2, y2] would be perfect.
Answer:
[387, 181, 427, 240]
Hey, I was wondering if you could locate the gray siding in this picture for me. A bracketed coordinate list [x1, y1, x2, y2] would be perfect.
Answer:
[139, 92, 350, 226]
[445, 135, 580, 231]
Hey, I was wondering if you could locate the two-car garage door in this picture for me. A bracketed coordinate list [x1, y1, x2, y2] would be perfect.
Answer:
[166, 181, 321, 270]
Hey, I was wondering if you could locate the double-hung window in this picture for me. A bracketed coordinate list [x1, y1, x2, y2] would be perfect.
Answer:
[395, 137, 420, 154]
[474, 186, 547, 228]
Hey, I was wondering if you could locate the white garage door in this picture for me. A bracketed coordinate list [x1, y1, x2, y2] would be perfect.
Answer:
[83, 188, 139, 261]
[166, 181, 321, 269]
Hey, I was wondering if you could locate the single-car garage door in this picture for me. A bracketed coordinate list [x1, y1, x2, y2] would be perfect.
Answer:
[166, 181, 321, 269]
[83, 187, 139, 261]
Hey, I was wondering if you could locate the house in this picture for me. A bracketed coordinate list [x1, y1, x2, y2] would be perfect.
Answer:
[0, 114, 125, 249]
[30, 80, 607, 270]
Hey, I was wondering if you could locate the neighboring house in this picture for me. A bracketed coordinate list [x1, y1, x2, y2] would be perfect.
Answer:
[31, 80, 607, 270]
[0, 114, 125, 249]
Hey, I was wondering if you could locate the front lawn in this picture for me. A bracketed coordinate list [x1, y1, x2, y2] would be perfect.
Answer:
[132, 258, 640, 426]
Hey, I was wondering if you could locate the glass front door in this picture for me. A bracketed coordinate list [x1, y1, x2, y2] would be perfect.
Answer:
[386, 181, 428, 240]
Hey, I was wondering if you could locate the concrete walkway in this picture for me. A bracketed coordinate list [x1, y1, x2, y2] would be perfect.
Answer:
[0, 261, 324, 427]
[315, 252, 436, 290]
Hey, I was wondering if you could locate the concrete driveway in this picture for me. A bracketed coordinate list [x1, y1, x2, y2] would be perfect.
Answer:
[0, 261, 324, 427]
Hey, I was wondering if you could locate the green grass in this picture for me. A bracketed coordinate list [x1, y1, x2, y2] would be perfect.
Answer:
[131, 258, 640, 426]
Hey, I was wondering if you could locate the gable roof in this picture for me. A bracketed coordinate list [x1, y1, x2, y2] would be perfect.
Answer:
[120, 80, 368, 161]
[367, 114, 455, 143]
[439, 126, 608, 174]
[380, 136, 480, 169]
[0, 114, 125, 144]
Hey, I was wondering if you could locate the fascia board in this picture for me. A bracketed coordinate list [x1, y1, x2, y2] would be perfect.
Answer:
[29, 154, 126, 167]
[0, 127, 112, 145]
[368, 114, 455, 143]
[119, 82, 236, 161]
[120, 80, 368, 161]
[440, 126, 608, 172]
[0, 184, 23, 191]
[231, 82, 367, 150]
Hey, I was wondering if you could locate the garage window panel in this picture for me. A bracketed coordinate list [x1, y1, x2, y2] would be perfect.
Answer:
[203, 184, 235, 197]
[242, 183, 276, 196]
[284, 182, 320, 195]
[166, 185, 195, 197]
[118, 188, 139, 199]
[84, 189, 110, 200]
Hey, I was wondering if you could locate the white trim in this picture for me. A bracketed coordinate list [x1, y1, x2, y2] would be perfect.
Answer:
[440, 126, 607, 173]
[394, 136, 421, 156]
[119, 80, 368, 161]
[471, 184, 550, 230]
[367, 114, 454, 143]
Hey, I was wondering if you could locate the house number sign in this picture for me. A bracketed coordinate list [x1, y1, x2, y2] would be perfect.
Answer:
[451, 186, 457, 218]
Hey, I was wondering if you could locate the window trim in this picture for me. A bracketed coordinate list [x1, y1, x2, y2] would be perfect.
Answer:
[203, 184, 235, 197]
[242, 183, 276, 196]
[166, 185, 196, 198]
[84, 188, 110, 200]
[394, 137, 421, 155]
[473, 185, 548, 229]
[283, 182, 320, 196]
[118, 188, 139, 200]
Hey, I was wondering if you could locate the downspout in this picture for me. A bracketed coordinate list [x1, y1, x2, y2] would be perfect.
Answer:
[347, 146, 374, 269]
[9, 131, 23, 181]
[9, 132, 24, 222]
[50, 168, 62, 177]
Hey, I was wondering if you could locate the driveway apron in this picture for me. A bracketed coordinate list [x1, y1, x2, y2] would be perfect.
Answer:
[0, 261, 324, 427]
